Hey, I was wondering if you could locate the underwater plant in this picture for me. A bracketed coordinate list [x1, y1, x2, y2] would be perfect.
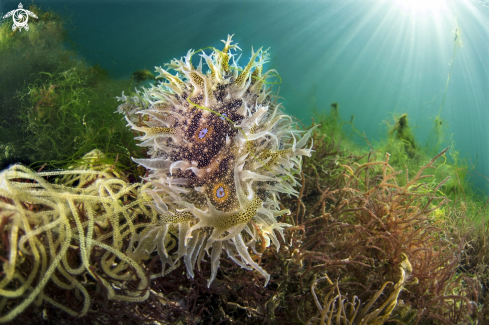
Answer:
[426, 18, 463, 155]
[118, 35, 315, 287]
[0, 6, 137, 172]
[281, 124, 480, 324]
[387, 113, 417, 160]
[132, 69, 156, 83]
[308, 258, 411, 325]
[0, 151, 159, 322]
[0, 5, 74, 166]
[16, 65, 138, 172]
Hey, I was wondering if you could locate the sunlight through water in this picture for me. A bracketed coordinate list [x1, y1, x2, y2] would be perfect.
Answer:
[395, 0, 451, 18]
[396, 0, 449, 11]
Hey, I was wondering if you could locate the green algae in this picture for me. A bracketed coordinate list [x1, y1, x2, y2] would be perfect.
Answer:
[131, 69, 155, 83]
[0, 6, 73, 163]
[0, 5, 140, 175]
[17, 65, 138, 171]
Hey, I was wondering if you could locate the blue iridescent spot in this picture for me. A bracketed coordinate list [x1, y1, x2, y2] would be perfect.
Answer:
[198, 128, 208, 139]
[220, 113, 227, 121]
[216, 186, 225, 198]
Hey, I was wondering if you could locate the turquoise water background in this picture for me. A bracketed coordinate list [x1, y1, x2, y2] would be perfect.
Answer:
[2, 0, 488, 194]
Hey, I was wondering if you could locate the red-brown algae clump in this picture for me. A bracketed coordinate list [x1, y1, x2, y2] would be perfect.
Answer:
[118, 35, 316, 286]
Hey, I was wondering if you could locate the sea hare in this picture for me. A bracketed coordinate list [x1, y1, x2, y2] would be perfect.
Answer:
[118, 35, 315, 286]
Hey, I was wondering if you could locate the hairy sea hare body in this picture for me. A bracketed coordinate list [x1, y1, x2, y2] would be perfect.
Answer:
[118, 35, 315, 286]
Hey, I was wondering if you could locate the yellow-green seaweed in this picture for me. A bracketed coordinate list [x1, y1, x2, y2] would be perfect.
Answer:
[0, 152, 157, 322]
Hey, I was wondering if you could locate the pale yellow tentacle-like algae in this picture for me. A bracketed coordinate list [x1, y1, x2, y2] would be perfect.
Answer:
[309, 254, 414, 325]
[0, 151, 161, 323]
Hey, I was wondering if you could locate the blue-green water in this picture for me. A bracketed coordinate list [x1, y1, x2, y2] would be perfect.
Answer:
[2, 0, 488, 193]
